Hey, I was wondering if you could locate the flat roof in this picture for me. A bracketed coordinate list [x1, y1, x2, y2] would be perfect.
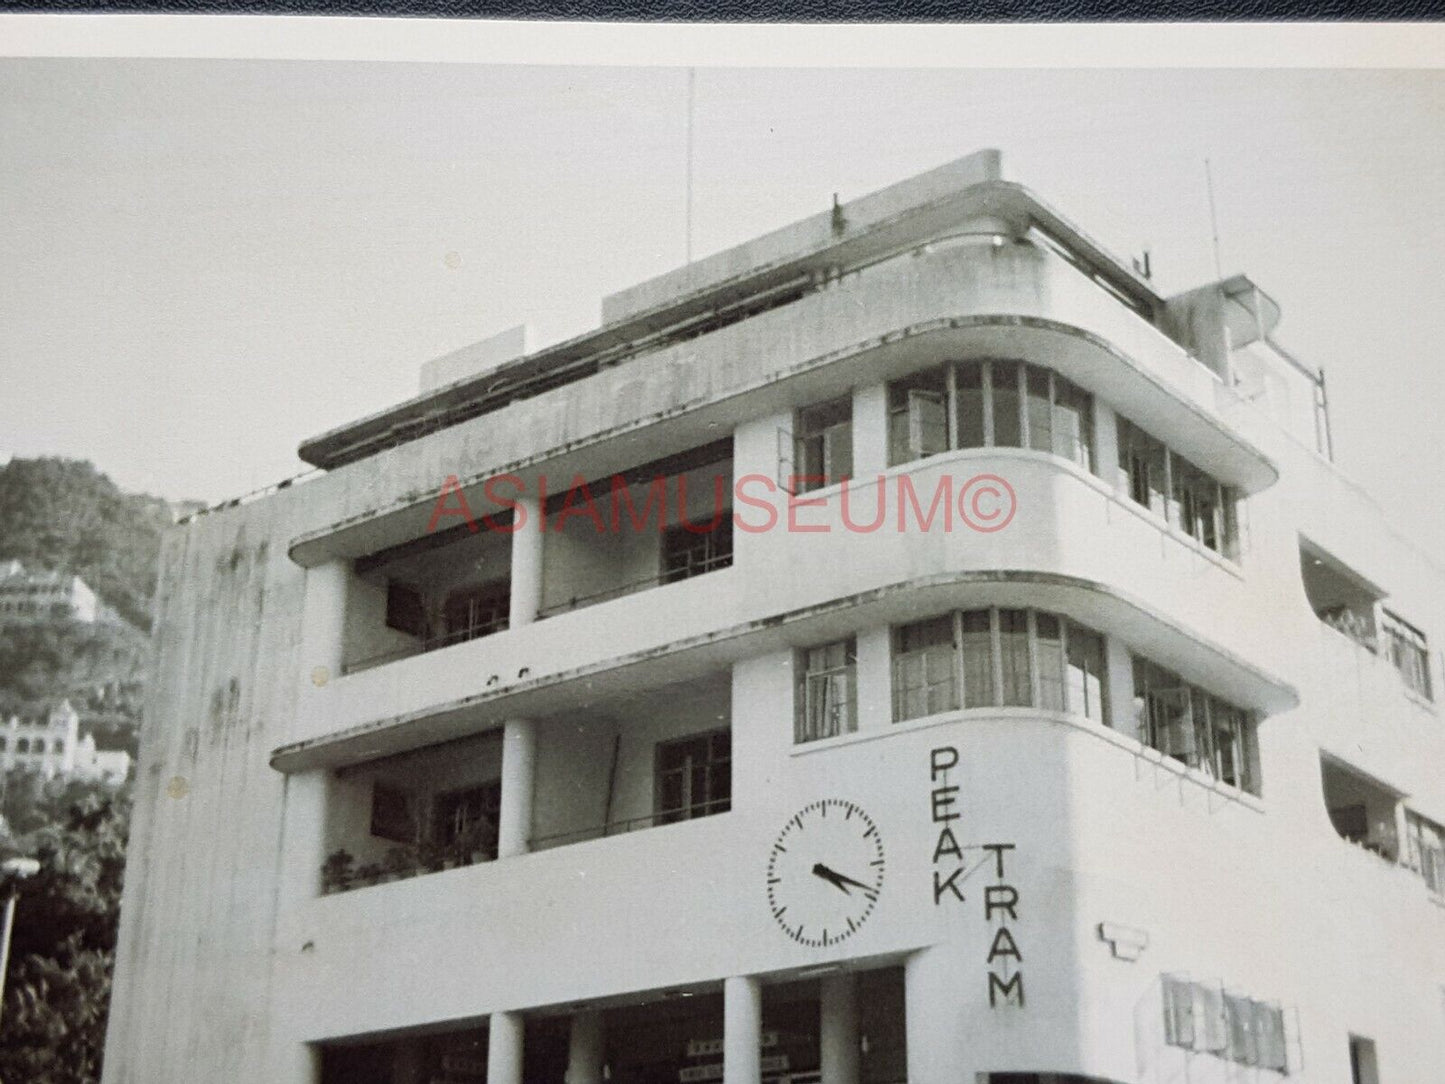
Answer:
[297, 149, 1163, 472]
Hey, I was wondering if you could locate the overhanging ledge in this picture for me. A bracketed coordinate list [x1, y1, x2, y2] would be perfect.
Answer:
[269, 569, 1298, 774]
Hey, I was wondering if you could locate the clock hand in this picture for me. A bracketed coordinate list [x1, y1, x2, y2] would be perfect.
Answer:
[812, 862, 868, 896]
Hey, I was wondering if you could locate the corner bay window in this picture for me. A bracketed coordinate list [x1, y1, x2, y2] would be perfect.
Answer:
[796, 638, 858, 743]
[887, 360, 1094, 470]
[1118, 418, 1239, 559]
[892, 608, 1106, 724]
[1133, 657, 1258, 794]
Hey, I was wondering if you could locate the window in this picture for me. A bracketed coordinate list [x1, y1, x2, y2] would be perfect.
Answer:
[440, 581, 510, 648]
[1118, 419, 1238, 558]
[796, 398, 853, 492]
[1300, 542, 1382, 651]
[1133, 657, 1259, 794]
[998, 608, 1032, 707]
[893, 608, 1108, 723]
[15, 738, 28, 754]
[797, 639, 858, 743]
[433, 782, 501, 856]
[893, 616, 958, 721]
[1321, 757, 1400, 860]
[655, 730, 731, 824]
[887, 371, 948, 464]
[887, 360, 1095, 470]
[1381, 610, 1432, 699]
[1164, 977, 1287, 1073]
[370, 783, 416, 843]
[661, 518, 734, 583]
[1404, 810, 1445, 894]
[32, 739, 45, 755]
[1065, 625, 1107, 724]
[384, 580, 427, 638]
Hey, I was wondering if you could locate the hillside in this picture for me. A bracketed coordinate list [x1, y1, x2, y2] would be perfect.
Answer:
[0, 458, 174, 631]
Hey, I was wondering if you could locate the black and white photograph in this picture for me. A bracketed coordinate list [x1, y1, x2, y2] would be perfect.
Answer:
[0, 20, 1443, 1084]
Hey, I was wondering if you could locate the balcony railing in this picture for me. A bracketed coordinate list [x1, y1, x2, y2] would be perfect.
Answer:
[532, 798, 732, 851]
[536, 551, 733, 619]
[341, 613, 511, 675]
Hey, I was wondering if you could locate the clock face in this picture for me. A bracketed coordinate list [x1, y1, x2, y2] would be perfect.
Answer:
[766, 799, 885, 948]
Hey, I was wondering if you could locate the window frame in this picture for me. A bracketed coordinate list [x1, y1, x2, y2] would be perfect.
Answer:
[796, 638, 859, 744]
[886, 360, 1095, 472]
[654, 728, 732, 824]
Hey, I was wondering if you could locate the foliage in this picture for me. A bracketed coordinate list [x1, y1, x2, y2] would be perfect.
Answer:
[0, 622, 149, 722]
[0, 458, 175, 632]
[0, 784, 130, 1084]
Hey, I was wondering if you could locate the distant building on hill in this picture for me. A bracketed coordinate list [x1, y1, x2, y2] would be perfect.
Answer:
[0, 559, 125, 627]
[1, 700, 131, 784]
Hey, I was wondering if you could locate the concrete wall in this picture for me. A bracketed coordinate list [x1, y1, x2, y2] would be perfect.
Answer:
[105, 183, 1445, 1084]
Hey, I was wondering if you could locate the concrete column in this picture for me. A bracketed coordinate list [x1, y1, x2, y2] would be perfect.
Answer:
[819, 973, 860, 1084]
[1092, 400, 1121, 491]
[723, 975, 762, 1084]
[854, 626, 894, 730]
[1103, 634, 1138, 740]
[487, 1011, 524, 1084]
[904, 948, 966, 1084]
[300, 560, 349, 691]
[497, 719, 536, 859]
[277, 769, 331, 904]
[565, 1010, 605, 1084]
[852, 383, 890, 478]
[509, 494, 543, 629]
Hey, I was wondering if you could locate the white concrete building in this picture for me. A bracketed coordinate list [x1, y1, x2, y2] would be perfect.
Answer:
[0, 700, 132, 783]
[0, 560, 101, 624]
[2, 700, 81, 779]
[104, 150, 1444, 1084]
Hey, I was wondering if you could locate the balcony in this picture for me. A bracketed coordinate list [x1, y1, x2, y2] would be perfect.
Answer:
[317, 672, 732, 895]
[339, 520, 513, 676]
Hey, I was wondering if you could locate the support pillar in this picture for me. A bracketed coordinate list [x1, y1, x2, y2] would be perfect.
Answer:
[300, 560, 349, 692]
[819, 972, 860, 1084]
[497, 719, 536, 859]
[905, 948, 966, 1084]
[723, 975, 762, 1084]
[565, 1010, 605, 1084]
[509, 494, 543, 629]
[851, 383, 890, 478]
[277, 769, 331, 903]
[487, 1011, 524, 1084]
[1103, 634, 1137, 740]
[854, 626, 894, 731]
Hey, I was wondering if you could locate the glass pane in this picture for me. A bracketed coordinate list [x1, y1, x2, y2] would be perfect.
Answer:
[1035, 612, 1065, 711]
[961, 609, 994, 708]
[1027, 367, 1052, 453]
[954, 360, 986, 449]
[1066, 624, 1106, 723]
[1052, 378, 1092, 470]
[991, 361, 1022, 448]
[998, 608, 1032, 706]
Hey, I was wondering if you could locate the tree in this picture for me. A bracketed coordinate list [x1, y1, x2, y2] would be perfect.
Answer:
[0, 784, 130, 1084]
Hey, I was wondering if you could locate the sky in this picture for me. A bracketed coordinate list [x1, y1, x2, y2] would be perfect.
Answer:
[2, 59, 1444, 545]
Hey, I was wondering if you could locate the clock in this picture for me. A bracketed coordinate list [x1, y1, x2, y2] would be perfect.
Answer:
[766, 799, 885, 948]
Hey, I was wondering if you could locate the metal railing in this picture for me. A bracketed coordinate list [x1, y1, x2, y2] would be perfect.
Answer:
[536, 552, 733, 619]
[531, 798, 732, 850]
[341, 614, 510, 675]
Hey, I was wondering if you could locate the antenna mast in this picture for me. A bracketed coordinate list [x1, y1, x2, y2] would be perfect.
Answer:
[1204, 157, 1224, 281]
[685, 68, 695, 264]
